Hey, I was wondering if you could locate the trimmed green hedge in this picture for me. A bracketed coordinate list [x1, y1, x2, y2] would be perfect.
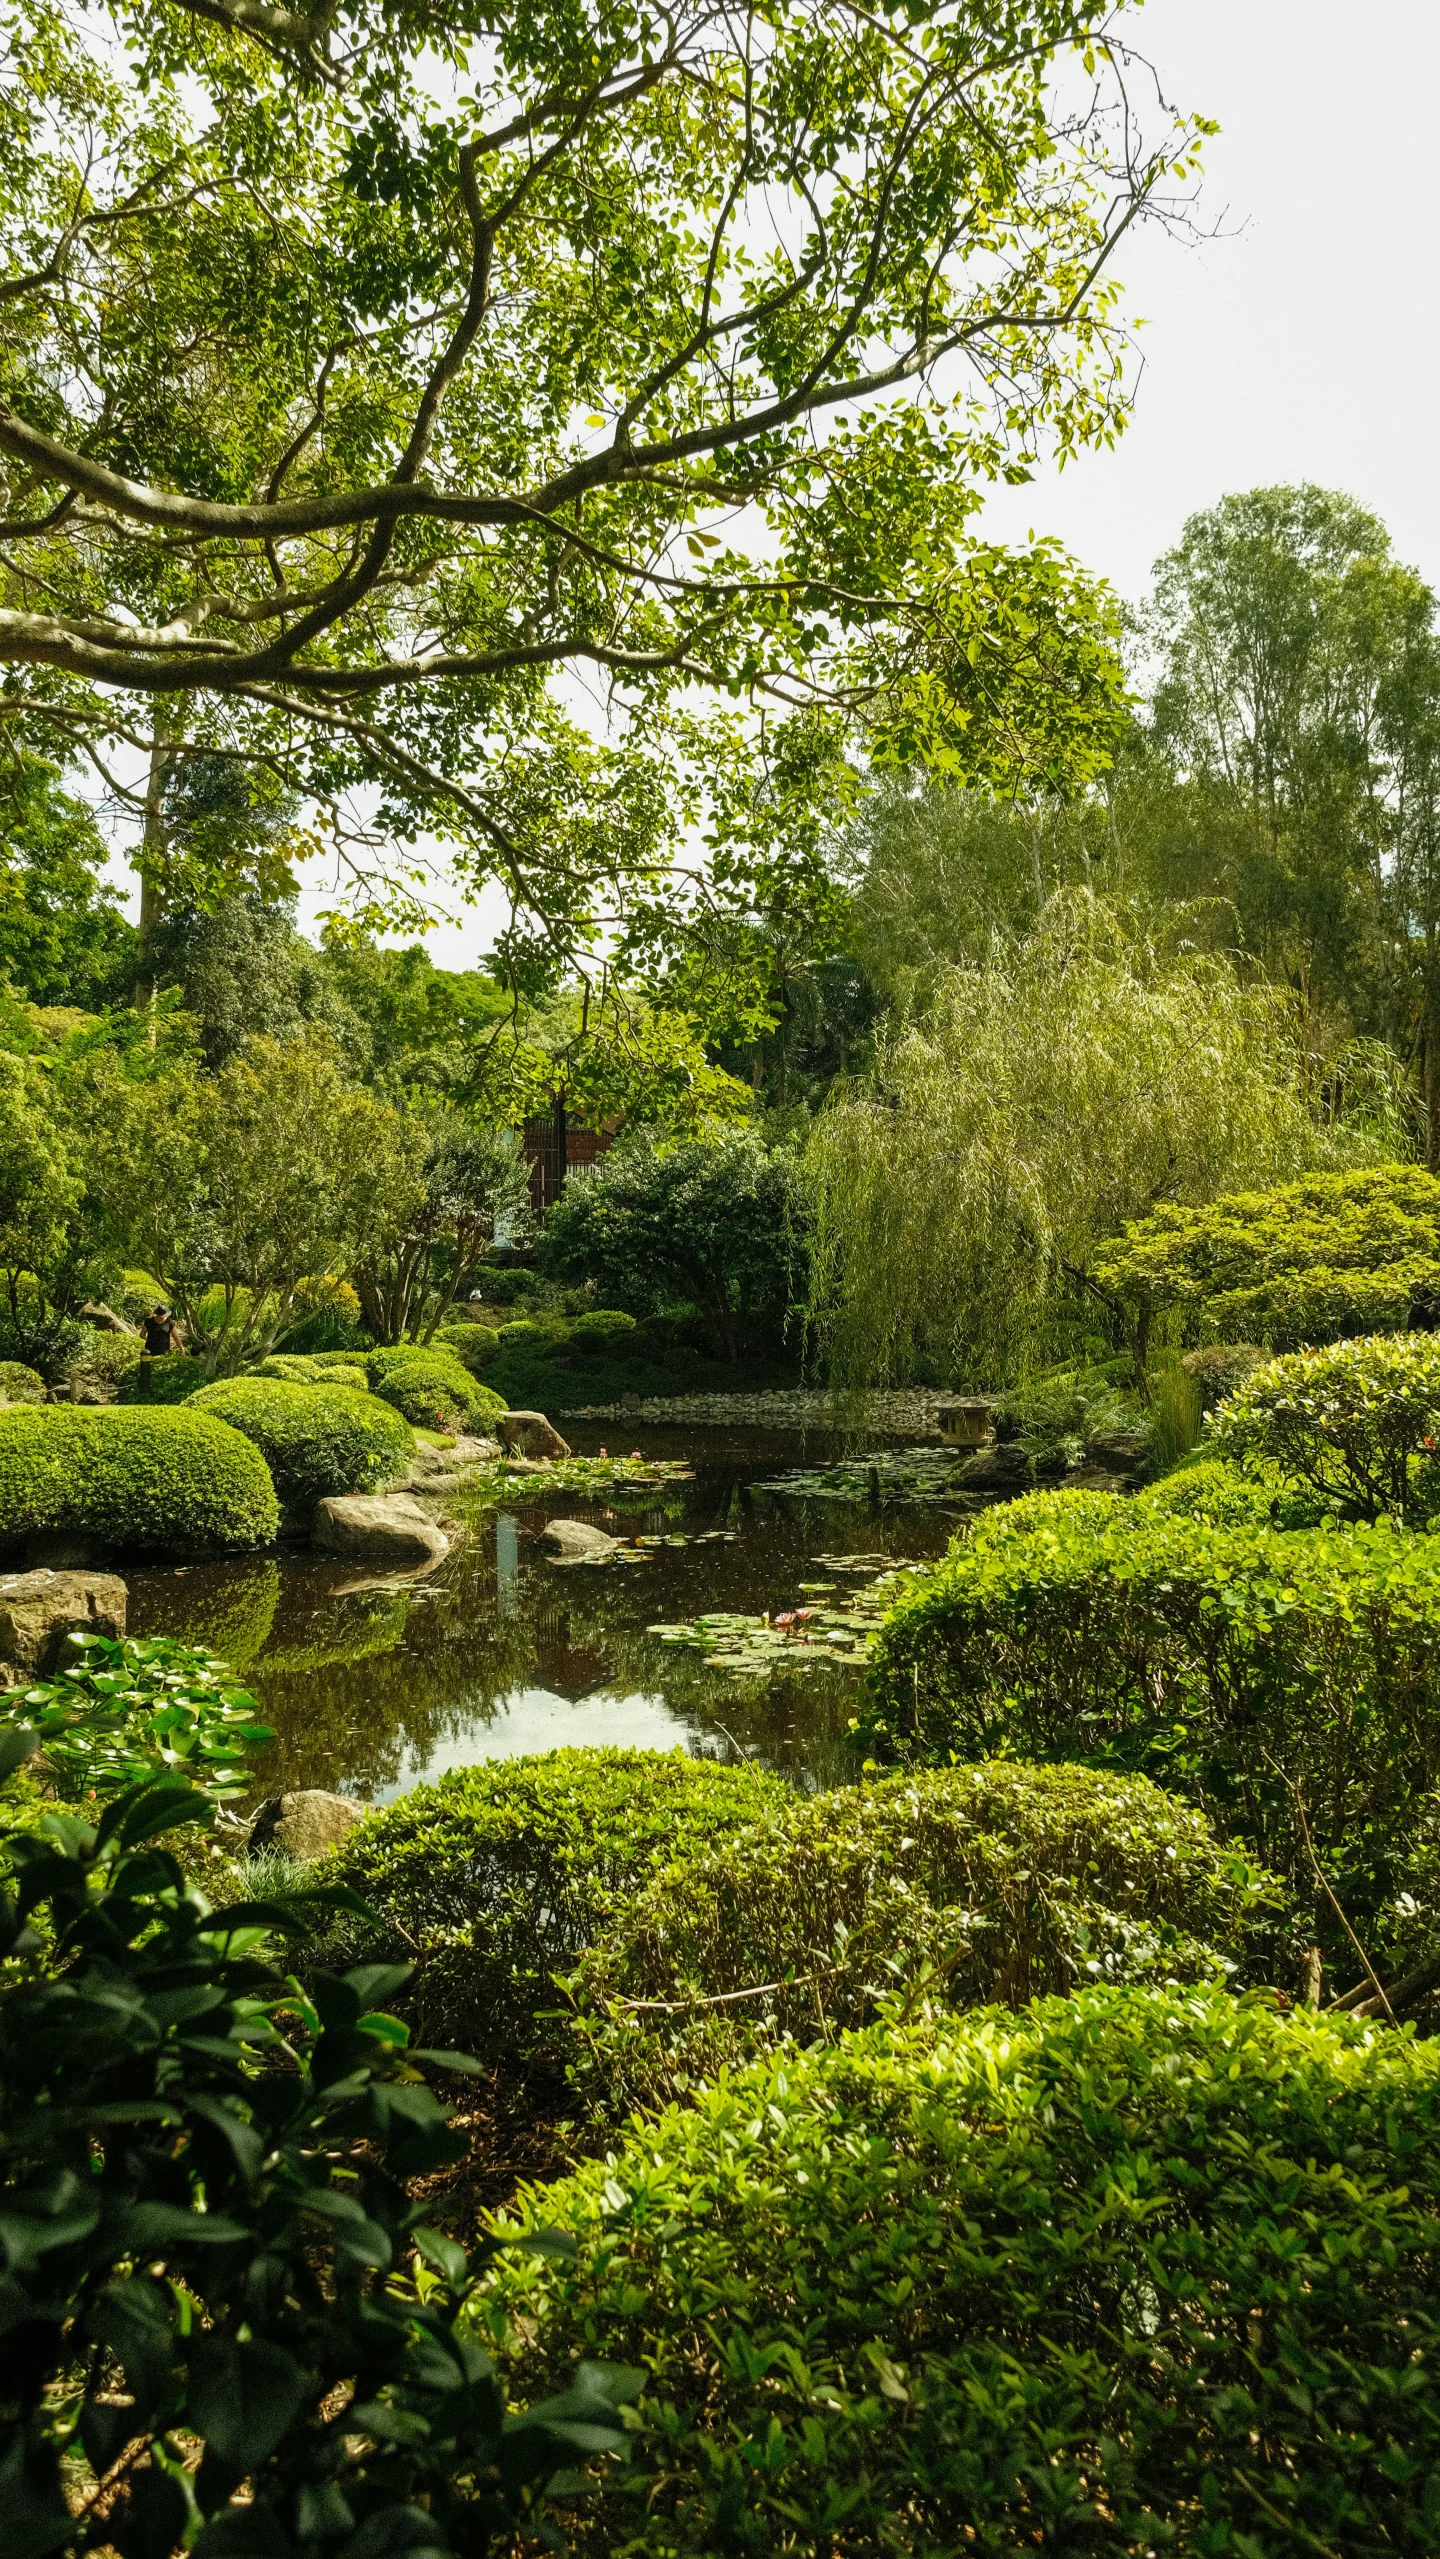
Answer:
[318, 1748, 787, 2066]
[118, 1350, 206, 1404]
[0, 1360, 45, 1405]
[435, 1323, 500, 1375]
[1210, 1332, 1440, 1525]
[863, 1501, 1440, 1958]
[569, 1762, 1267, 2115]
[1137, 1452, 1328, 1528]
[478, 1986, 1440, 2558]
[0, 1406, 278, 1556]
[254, 1352, 371, 1392]
[365, 1345, 505, 1432]
[190, 1377, 411, 1510]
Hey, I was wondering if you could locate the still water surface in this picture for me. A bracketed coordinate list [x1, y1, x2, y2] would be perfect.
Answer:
[126, 1424, 959, 1805]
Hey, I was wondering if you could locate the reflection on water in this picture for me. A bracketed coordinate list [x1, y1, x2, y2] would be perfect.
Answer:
[127, 1424, 958, 1805]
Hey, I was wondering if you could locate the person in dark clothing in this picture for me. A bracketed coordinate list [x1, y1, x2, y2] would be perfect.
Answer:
[143, 1306, 182, 1357]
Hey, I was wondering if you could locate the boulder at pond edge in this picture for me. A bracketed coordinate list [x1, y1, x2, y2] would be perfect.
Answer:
[0, 1568, 127, 1680]
[311, 1493, 450, 1566]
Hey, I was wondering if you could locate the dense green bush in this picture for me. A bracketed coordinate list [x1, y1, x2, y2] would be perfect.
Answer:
[569, 1763, 1266, 2115]
[118, 1348, 206, 1403]
[864, 1500, 1440, 1965]
[366, 1343, 505, 1432]
[0, 1404, 278, 1556]
[320, 1749, 787, 2066]
[1136, 1452, 1329, 1528]
[1210, 1331, 1440, 1523]
[64, 1330, 145, 1399]
[538, 1129, 809, 1359]
[569, 1308, 638, 1347]
[0, 1755, 620, 2559]
[437, 1321, 501, 1373]
[255, 1351, 371, 1392]
[191, 1376, 412, 1510]
[479, 1985, 1440, 2558]
[0, 1358, 44, 1404]
[1095, 1160, 1440, 1349]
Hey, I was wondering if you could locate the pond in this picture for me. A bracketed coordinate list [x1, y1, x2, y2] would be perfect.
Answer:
[126, 1422, 964, 1805]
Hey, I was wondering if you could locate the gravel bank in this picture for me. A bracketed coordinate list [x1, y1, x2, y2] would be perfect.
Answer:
[559, 1387, 951, 1431]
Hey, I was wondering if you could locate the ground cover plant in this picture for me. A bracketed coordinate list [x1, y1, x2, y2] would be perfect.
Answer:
[862, 1494, 1440, 1984]
[191, 1375, 412, 1512]
[0, 1405, 279, 1557]
[567, 1763, 1266, 2114]
[0, 1743, 633, 2559]
[478, 1985, 1440, 2557]
[317, 1750, 787, 2067]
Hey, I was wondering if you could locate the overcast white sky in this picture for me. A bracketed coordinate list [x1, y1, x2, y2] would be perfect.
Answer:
[111, 0, 1440, 966]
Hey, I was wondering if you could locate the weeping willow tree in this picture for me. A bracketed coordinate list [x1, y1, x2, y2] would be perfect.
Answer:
[808, 894, 1412, 1385]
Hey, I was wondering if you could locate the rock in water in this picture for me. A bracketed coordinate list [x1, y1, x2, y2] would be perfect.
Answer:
[498, 1409, 571, 1460]
[248, 1789, 366, 1862]
[537, 1517, 617, 1561]
[955, 1443, 1033, 1495]
[0, 1568, 127, 1678]
[311, 1493, 449, 1565]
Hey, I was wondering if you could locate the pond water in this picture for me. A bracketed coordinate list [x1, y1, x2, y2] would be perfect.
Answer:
[126, 1424, 963, 1806]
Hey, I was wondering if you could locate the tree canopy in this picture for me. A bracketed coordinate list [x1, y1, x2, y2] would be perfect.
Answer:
[0, 0, 1204, 968]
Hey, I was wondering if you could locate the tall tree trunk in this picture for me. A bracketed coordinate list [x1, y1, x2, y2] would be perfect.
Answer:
[133, 711, 178, 1011]
[1426, 956, 1440, 1175]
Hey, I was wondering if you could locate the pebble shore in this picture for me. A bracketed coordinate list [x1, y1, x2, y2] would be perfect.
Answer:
[559, 1387, 951, 1431]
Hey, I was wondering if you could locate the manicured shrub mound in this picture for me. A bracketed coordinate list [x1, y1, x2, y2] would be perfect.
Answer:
[570, 1762, 1266, 2114]
[118, 1350, 206, 1404]
[1136, 1452, 1327, 1528]
[255, 1352, 370, 1392]
[0, 1359, 45, 1405]
[0, 1406, 278, 1556]
[365, 1344, 505, 1432]
[319, 1748, 787, 2065]
[864, 1502, 1440, 1962]
[190, 1377, 411, 1509]
[480, 1986, 1440, 2558]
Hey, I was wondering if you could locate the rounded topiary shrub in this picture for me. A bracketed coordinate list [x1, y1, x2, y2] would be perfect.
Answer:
[479, 1986, 1440, 2559]
[1210, 1331, 1440, 1524]
[1137, 1453, 1327, 1529]
[569, 1761, 1267, 2115]
[318, 1748, 787, 2067]
[436, 1323, 500, 1375]
[190, 1378, 411, 1510]
[365, 1346, 504, 1432]
[118, 1351, 206, 1405]
[0, 1406, 279, 1557]
[569, 1308, 638, 1348]
[0, 1360, 46, 1406]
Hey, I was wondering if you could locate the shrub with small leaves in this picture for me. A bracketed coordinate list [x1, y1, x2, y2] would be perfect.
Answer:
[0, 1361, 44, 1406]
[366, 1346, 504, 1433]
[1210, 1331, 1440, 1523]
[118, 1351, 206, 1405]
[0, 1741, 637, 2559]
[319, 1749, 788, 2068]
[191, 1377, 412, 1511]
[477, 1985, 1440, 2559]
[567, 1762, 1268, 2115]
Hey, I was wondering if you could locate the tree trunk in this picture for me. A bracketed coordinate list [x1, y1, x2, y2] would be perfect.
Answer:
[547, 1092, 568, 1207]
[1425, 952, 1440, 1174]
[133, 710, 179, 1012]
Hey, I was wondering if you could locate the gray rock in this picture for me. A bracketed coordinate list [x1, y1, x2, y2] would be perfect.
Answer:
[536, 1516, 617, 1562]
[955, 1443, 1033, 1494]
[248, 1789, 366, 1862]
[1083, 1429, 1151, 1477]
[450, 1434, 499, 1464]
[311, 1494, 449, 1566]
[0, 1568, 127, 1677]
[498, 1409, 571, 1460]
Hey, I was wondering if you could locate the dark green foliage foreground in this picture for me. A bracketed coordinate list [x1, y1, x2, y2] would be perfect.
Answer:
[863, 1492, 1440, 1974]
[0, 1750, 638, 2559]
[0, 1406, 279, 1557]
[480, 1985, 1440, 2556]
